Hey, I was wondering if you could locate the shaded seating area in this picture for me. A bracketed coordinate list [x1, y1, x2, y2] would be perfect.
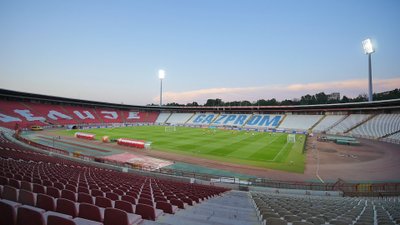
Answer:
[252, 192, 400, 225]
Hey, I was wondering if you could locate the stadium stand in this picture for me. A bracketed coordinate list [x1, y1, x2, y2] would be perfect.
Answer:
[312, 115, 346, 133]
[186, 113, 217, 125]
[383, 131, 400, 144]
[349, 114, 400, 139]
[155, 112, 171, 124]
[165, 113, 194, 125]
[93, 108, 125, 124]
[24, 102, 79, 125]
[0, 100, 160, 129]
[124, 111, 159, 124]
[0, 100, 47, 129]
[252, 192, 400, 225]
[147, 191, 259, 225]
[0, 132, 229, 225]
[57, 105, 103, 124]
[327, 114, 372, 134]
[278, 115, 323, 131]
[210, 114, 251, 127]
[244, 114, 283, 128]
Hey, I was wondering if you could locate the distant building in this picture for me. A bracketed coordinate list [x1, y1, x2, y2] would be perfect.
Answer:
[328, 92, 340, 101]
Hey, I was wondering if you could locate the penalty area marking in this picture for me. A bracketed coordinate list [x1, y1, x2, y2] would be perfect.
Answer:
[268, 142, 289, 162]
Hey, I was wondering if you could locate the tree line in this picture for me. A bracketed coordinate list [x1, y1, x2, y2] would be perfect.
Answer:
[154, 88, 400, 107]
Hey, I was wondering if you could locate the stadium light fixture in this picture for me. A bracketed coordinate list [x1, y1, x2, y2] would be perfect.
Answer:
[158, 69, 165, 106]
[362, 38, 375, 102]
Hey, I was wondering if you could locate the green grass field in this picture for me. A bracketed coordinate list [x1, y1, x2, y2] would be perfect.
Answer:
[58, 126, 306, 173]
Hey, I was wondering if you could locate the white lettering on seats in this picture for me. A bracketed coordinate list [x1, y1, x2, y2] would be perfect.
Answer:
[14, 109, 45, 122]
[73, 111, 95, 120]
[47, 110, 73, 120]
[127, 112, 140, 119]
[101, 111, 118, 119]
[0, 113, 22, 123]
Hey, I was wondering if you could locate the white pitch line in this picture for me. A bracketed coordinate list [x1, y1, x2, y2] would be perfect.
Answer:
[315, 145, 325, 183]
[271, 142, 289, 162]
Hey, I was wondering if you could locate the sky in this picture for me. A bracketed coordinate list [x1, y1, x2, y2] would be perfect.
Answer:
[0, 0, 399, 105]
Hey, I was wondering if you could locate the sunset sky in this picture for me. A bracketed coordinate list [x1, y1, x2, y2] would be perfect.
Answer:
[1, 0, 399, 105]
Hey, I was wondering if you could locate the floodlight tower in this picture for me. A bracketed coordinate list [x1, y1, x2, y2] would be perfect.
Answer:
[362, 38, 375, 102]
[158, 69, 165, 106]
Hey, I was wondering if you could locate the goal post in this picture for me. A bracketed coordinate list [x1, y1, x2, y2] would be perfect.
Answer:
[287, 134, 296, 143]
[164, 125, 176, 132]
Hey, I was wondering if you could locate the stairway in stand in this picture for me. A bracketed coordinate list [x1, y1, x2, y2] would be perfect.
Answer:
[142, 190, 261, 225]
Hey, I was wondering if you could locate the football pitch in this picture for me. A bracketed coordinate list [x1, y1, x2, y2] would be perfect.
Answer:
[59, 126, 306, 173]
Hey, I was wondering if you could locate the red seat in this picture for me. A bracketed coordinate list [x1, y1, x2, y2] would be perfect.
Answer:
[56, 198, 78, 218]
[54, 182, 65, 190]
[156, 201, 175, 214]
[0, 199, 21, 225]
[170, 199, 185, 209]
[91, 189, 104, 197]
[46, 187, 61, 198]
[32, 184, 46, 194]
[20, 181, 33, 192]
[16, 205, 45, 225]
[138, 198, 154, 207]
[121, 195, 136, 204]
[36, 194, 56, 211]
[113, 189, 125, 195]
[104, 207, 142, 225]
[65, 184, 77, 193]
[114, 200, 134, 213]
[47, 215, 76, 225]
[0, 176, 8, 186]
[77, 187, 90, 194]
[77, 192, 94, 204]
[78, 203, 103, 222]
[17, 189, 36, 206]
[2, 185, 18, 202]
[105, 192, 119, 201]
[135, 203, 156, 221]
[9, 179, 21, 189]
[61, 189, 77, 202]
[95, 196, 113, 208]
[42, 180, 53, 187]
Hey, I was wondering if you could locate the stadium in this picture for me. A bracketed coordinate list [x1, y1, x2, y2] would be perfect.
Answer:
[1, 88, 400, 225]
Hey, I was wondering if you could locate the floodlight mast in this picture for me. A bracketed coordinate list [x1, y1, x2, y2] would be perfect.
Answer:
[362, 38, 375, 102]
[158, 69, 165, 106]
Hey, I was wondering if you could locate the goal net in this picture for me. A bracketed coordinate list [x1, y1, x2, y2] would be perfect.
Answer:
[287, 134, 296, 143]
[164, 125, 177, 132]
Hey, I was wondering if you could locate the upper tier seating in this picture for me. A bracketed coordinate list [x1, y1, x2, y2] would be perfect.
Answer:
[0, 100, 159, 128]
[211, 114, 251, 127]
[124, 111, 159, 124]
[0, 100, 47, 129]
[312, 115, 346, 133]
[60, 105, 103, 124]
[93, 108, 125, 124]
[349, 114, 400, 139]
[327, 114, 371, 134]
[165, 113, 194, 125]
[23, 102, 79, 125]
[186, 113, 218, 125]
[278, 115, 323, 131]
[244, 114, 283, 128]
[0, 133, 228, 225]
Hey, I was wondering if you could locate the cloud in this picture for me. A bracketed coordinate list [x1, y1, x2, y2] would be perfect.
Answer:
[154, 77, 400, 104]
